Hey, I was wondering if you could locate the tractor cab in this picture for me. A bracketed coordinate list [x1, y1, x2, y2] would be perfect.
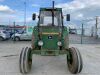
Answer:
[32, 8, 70, 51]
[39, 8, 63, 27]
[38, 8, 63, 36]
[34, 8, 63, 50]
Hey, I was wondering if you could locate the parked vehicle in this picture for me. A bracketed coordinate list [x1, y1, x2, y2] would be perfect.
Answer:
[5, 29, 24, 38]
[69, 29, 77, 34]
[0, 30, 10, 41]
[11, 31, 32, 41]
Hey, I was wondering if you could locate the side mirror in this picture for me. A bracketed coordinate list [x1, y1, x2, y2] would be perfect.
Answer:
[66, 14, 70, 21]
[32, 13, 36, 20]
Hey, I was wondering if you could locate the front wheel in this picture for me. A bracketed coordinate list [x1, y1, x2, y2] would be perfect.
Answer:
[19, 47, 32, 74]
[14, 37, 20, 41]
[0, 37, 4, 41]
[67, 47, 83, 74]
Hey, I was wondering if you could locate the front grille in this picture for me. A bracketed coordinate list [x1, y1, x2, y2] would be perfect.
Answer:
[41, 35, 59, 50]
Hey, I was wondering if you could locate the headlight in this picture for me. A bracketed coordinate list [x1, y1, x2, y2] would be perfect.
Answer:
[38, 40, 43, 46]
[57, 41, 62, 46]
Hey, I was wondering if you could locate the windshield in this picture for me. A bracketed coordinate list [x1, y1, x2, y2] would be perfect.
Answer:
[3, 31, 9, 34]
[39, 10, 62, 26]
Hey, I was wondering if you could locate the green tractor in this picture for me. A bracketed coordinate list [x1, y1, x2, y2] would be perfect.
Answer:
[19, 1, 83, 74]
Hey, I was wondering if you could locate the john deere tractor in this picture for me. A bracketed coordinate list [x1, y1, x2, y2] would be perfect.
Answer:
[19, 1, 83, 74]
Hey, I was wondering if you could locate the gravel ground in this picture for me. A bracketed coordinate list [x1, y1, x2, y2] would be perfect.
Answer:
[0, 42, 100, 75]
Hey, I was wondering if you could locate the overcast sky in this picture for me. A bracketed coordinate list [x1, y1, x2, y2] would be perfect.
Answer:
[0, 0, 100, 28]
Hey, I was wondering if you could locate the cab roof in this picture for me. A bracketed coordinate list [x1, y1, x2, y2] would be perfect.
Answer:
[40, 8, 62, 11]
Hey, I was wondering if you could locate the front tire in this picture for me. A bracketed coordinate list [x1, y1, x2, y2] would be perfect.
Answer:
[0, 37, 4, 41]
[19, 47, 32, 74]
[67, 47, 83, 74]
[14, 37, 20, 41]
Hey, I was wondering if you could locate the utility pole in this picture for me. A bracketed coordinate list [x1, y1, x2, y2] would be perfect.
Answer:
[13, 22, 15, 42]
[52, 1, 54, 26]
[95, 16, 98, 39]
[81, 23, 84, 44]
[24, 0, 26, 27]
[91, 26, 93, 37]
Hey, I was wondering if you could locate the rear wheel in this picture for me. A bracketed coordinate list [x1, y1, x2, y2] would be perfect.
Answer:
[0, 37, 4, 41]
[19, 47, 32, 73]
[67, 47, 83, 74]
[14, 37, 20, 41]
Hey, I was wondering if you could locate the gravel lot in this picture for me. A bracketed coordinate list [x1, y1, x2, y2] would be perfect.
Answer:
[0, 41, 100, 75]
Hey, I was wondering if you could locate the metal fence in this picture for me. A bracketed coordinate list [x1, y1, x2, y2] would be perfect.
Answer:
[69, 27, 100, 44]
[1, 22, 100, 44]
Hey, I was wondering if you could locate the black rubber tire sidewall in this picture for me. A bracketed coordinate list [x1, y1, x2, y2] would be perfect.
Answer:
[14, 37, 20, 41]
[19, 47, 32, 74]
[0, 37, 4, 41]
[67, 47, 83, 74]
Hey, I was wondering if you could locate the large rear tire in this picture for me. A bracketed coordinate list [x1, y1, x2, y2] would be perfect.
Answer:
[67, 47, 83, 74]
[19, 47, 32, 74]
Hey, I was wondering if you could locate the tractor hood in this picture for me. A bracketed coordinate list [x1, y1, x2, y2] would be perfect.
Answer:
[39, 26, 62, 50]
[33, 26, 62, 50]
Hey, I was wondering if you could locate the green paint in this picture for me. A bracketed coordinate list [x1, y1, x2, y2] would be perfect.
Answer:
[31, 49, 68, 56]
[33, 26, 69, 51]
[42, 35, 58, 49]
[31, 7, 69, 56]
